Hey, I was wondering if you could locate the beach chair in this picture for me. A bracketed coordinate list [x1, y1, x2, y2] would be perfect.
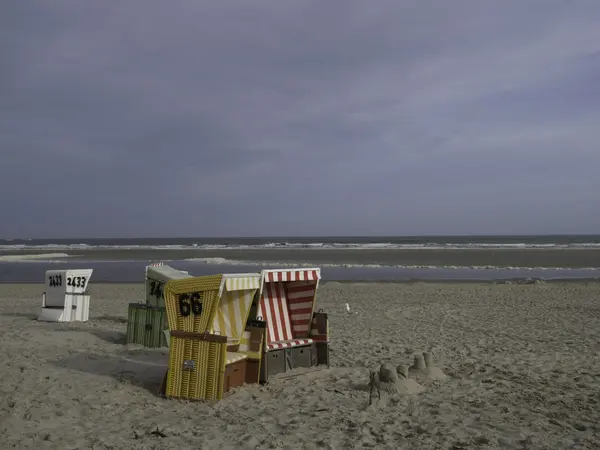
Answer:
[126, 303, 168, 348]
[38, 269, 93, 322]
[252, 268, 330, 382]
[144, 262, 163, 300]
[126, 264, 192, 348]
[160, 275, 224, 400]
[145, 263, 192, 308]
[212, 274, 265, 393]
[160, 274, 266, 400]
[159, 273, 265, 397]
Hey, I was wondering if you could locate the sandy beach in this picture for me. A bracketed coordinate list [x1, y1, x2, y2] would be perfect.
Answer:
[1, 281, 599, 449]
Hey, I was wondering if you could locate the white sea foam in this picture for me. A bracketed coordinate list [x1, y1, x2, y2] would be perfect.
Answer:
[2, 242, 600, 251]
[0, 253, 71, 262]
[182, 257, 600, 271]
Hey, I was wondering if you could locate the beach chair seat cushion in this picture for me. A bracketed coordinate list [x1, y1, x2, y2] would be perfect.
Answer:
[267, 338, 313, 350]
[226, 352, 248, 365]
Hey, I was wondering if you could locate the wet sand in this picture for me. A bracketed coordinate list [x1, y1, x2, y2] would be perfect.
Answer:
[3, 247, 600, 268]
[1, 281, 599, 449]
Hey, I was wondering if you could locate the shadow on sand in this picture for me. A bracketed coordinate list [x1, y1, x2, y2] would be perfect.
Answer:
[52, 350, 168, 395]
[92, 315, 128, 324]
[88, 329, 127, 344]
[0, 312, 38, 319]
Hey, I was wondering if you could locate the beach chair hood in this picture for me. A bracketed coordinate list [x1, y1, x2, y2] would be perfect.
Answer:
[212, 273, 261, 345]
[258, 268, 321, 343]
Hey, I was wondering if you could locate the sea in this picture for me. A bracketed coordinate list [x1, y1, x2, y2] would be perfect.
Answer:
[1, 235, 600, 283]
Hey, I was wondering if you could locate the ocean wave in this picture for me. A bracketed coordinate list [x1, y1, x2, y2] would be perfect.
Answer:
[0, 253, 72, 262]
[2, 242, 600, 251]
[183, 257, 600, 271]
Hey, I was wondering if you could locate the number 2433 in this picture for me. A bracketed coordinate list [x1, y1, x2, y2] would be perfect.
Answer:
[48, 275, 87, 288]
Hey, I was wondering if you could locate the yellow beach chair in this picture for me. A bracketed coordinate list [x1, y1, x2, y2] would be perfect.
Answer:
[160, 273, 264, 401]
[161, 275, 225, 400]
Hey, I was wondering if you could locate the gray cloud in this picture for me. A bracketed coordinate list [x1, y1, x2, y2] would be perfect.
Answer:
[1, 0, 599, 237]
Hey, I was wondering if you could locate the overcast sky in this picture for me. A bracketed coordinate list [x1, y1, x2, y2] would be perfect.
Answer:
[1, 1, 599, 238]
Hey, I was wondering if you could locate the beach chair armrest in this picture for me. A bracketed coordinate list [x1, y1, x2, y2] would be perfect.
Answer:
[248, 327, 263, 352]
[310, 310, 329, 341]
[170, 330, 228, 343]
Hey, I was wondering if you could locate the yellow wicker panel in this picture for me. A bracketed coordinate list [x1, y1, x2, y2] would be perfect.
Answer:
[165, 333, 227, 401]
[163, 275, 223, 333]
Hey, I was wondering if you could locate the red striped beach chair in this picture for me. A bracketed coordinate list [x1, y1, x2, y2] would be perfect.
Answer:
[252, 268, 330, 382]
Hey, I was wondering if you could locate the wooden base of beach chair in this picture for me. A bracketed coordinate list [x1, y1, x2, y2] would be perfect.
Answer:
[126, 303, 168, 348]
[224, 358, 247, 395]
[292, 343, 316, 369]
[160, 359, 260, 398]
[260, 343, 318, 383]
[262, 348, 287, 381]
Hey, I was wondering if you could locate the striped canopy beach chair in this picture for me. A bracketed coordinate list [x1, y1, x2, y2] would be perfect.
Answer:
[211, 273, 265, 394]
[252, 268, 330, 382]
[160, 273, 265, 400]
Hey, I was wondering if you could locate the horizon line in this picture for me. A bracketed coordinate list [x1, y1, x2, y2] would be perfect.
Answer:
[2, 233, 600, 241]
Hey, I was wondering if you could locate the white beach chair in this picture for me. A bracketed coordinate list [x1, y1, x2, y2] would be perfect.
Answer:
[37, 269, 93, 322]
[145, 264, 192, 308]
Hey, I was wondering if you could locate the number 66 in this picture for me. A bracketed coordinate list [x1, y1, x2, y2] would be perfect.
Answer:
[178, 293, 203, 317]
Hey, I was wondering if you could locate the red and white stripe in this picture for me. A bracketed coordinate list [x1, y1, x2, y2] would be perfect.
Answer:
[264, 269, 320, 283]
[145, 262, 164, 276]
[285, 281, 317, 338]
[267, 339, 313, 350]
[257, 282, 294, 345]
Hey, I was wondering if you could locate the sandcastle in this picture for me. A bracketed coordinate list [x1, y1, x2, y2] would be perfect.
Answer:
[368, 352, 447, 404]
[409, 351, 448, 381]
